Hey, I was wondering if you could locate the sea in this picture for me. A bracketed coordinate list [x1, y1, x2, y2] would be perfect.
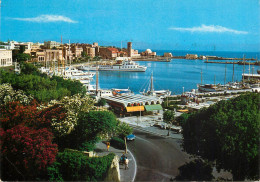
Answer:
[90, 50, 260, 95]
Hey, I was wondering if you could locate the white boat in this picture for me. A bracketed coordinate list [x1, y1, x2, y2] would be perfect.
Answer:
[141, 72, 171, 98]
[79, 57, 147, 72]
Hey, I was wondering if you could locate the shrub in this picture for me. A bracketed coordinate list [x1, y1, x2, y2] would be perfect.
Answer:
[110, 137, 125, 150]
[47, 150, 115, 181]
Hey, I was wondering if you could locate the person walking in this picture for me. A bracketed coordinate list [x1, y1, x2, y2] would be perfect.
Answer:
[125, 157, 129, 170]
[106, 142, 110, 151]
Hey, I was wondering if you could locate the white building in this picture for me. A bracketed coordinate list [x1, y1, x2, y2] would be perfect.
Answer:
[0, 49, 13, 67]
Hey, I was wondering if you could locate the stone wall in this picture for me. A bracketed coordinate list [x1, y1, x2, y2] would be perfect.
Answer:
[105, 155, 120, 182]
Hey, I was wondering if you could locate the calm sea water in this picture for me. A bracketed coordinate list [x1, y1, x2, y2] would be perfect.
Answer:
[91, 51, 260, 95]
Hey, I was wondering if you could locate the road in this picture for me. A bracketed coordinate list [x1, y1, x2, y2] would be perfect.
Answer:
[127, 129, 191, 181]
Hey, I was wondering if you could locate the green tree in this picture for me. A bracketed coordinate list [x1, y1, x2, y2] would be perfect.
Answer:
[163, 110, 175, 136]
[97, 98, 106, 107]
[116, 122, 133, 153]
[61, 111, 118, 151]
[181, 93, 260, 180]
[14, 53, 31, 62]
[174, 159, 214, 181]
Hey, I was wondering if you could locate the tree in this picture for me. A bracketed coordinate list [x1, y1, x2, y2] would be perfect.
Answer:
[0, 100, 60, 180]
[61, 111, 118, 151]
[13, 53, 31, 62]
[174, 159, 214, 181]
[116, 122, 133, 153]
[81, 51, 87, 58]
[181, 93, 260, 180]
[97, 98, 106, 107]
[163, 110, 175, 136]
[1, 125, 58, 181]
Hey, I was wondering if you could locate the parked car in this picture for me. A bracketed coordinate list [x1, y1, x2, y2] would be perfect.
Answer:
[126, 134, 136, 141]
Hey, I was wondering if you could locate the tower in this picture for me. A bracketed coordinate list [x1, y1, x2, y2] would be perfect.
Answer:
[127, 42, 132, 57]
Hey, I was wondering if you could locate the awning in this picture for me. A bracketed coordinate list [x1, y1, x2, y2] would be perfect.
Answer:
[126, 106, 145, 112]
[144, 104, 163, 111]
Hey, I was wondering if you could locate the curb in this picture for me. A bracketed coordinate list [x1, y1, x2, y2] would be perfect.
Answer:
[129, 124, 183, 140]
[127, 149, 137, 182]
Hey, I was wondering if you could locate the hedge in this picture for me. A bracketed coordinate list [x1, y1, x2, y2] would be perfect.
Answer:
[47, 150, 115, 181]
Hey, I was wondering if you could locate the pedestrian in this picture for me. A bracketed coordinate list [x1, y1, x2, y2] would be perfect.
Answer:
[106, 142, 110, 151]
[125, 157, 129, 170]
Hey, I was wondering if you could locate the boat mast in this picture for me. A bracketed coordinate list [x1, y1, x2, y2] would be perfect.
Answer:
[224, 62, 227, 86]
[248, 61, 250, 81]
[69, 40, 71, 66]
[242, 54, 245, 83]
[232, 61, 235, 83]
[96, 67, 99, 96]
[201, 69, 203, 85]
[150, 72, 154, 93]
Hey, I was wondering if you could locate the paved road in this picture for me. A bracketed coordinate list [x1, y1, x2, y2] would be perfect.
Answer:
[127, 129, 190, 181]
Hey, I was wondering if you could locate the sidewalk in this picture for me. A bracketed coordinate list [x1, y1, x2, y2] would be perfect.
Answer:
[95, 142, 137, 182]
[118, 115, 183, 140]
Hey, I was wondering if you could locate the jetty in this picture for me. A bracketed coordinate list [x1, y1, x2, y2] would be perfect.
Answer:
[204, 61, 260, 66]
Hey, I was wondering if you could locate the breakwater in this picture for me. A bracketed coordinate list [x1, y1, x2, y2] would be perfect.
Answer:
[204, 61, 260, 66]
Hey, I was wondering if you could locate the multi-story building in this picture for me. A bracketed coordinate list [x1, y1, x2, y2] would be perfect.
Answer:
[44, 41, 61, 49]
[98, 47, 119, 59]
[44, 49, 63, 62]
[83, 47, 95, 57]
[0, 49, 13, 67]
[71, 45, 83, 58]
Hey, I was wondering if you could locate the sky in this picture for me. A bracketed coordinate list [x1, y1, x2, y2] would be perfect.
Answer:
[1, 0, 260, 52]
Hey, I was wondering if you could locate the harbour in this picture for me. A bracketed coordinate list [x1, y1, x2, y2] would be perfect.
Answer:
[90, 57, 259, 95]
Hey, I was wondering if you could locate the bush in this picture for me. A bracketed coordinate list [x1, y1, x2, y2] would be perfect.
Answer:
[110, 137, 125, 150]
[47, 150, 115, 181]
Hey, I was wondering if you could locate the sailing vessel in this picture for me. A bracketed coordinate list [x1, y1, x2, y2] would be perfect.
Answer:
[141, 72, 171, 98]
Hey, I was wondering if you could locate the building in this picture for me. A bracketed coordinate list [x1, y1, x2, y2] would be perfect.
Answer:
[0, 49, 13, 67]
[127, 42, 132, 57]
[102, 94, 163, 116]
[141, 49, 157, 57]
[44, 41, 61, 49]
[44, 49, 63, 62]
[98, 47, 119, 59]
[82, 46, 95, 58]
[71, 45, 83, 58]
[185, 54, 198, 60]
[164, 53, 173, 57]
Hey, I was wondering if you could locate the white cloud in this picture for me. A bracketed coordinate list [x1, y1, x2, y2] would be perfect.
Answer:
[11, 15, 77, 23]
[169, 24, 248, 34]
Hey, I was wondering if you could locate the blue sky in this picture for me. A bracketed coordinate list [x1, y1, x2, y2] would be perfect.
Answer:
[1, 0, 259, 51]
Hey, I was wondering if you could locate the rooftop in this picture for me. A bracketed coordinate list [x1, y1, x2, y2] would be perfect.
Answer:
[102, 94, 162, 107]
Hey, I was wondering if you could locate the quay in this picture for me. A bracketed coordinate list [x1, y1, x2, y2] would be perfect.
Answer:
[204, 61, 260, 65]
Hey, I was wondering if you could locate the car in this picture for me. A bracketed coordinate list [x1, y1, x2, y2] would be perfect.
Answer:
[126, 134, 136, 141]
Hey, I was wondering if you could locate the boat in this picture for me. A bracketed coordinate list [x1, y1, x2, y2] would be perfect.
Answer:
[140, 72, 171, 98]
[79, 57, 147, 72]
[197, 84, 225, 92]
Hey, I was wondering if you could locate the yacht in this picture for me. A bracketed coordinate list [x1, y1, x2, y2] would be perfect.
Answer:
[141, 72, 171, 98]
[78, 57, 147, 72]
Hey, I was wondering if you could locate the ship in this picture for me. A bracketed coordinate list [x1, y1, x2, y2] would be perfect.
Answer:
[141, 72, 171, 98]
[78, 57, 147, 72]
[197, 84, 225, 92]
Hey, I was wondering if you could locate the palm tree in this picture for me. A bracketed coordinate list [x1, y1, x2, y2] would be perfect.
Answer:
[163, 110, 175, 136]
[116, 122, 133, 154]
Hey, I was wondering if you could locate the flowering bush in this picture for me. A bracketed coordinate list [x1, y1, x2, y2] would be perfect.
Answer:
[40, 94, 95, 136]
[0, 83, 33, 105]
[1, 125, 58, 180]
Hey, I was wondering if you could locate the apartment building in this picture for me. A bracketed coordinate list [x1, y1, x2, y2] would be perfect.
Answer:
[0, 49, 12, 67]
